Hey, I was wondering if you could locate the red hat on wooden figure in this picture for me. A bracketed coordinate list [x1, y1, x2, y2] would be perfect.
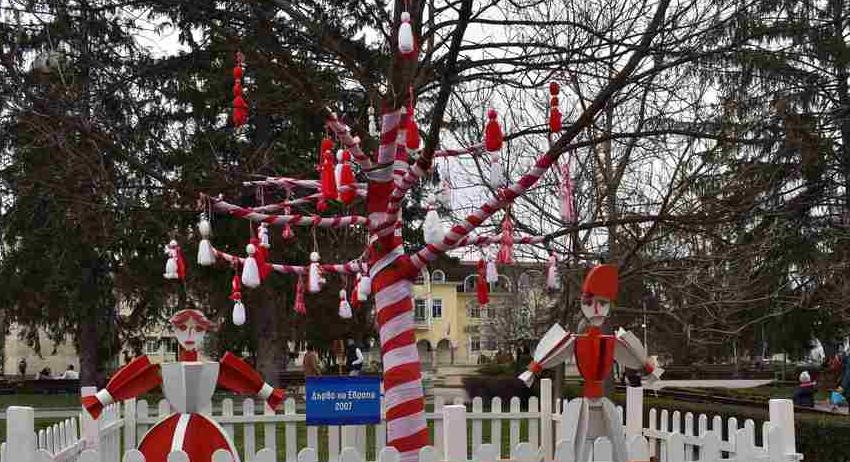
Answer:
[581, 264, 618, 301]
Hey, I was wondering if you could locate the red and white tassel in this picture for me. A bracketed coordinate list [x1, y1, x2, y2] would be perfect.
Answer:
[398, 11, 415, 56]
[486, 255, 499, 284]
[560, 161, 575, 223]
[484, 109, 504, 188]
[339, 289, 353, 319]
[259, 223, 270, 248]
[337, 150, 356, 204]
[358, 265, 371, 302]
[476, 259, 490, 307]
[546, 253, 559, 291]
[549, 82, 562, 134]
[229, 274, 246, 326]
[197, 216, 216, 266]
[423, 194, 445, 245]
[497, 215, 514, 265]
[351, 276, 362, 310]
[232, 52, 248, 127]
[308, 252, 322, 293]
[368, 106, 378, 137]
[241, 243, 261, 288]
[293, 276, 306, 314]
[164, 240, 179, 280]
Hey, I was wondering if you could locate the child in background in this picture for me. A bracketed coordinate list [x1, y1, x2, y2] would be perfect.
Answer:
[793, 371, 815, 408]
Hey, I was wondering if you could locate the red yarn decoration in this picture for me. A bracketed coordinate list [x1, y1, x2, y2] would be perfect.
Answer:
[484, 108, 503, 152]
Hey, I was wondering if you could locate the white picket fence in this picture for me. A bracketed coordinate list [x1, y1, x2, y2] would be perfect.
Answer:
[0, 380, 803, 462]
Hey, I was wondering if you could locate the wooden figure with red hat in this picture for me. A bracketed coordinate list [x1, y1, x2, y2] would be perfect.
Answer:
[81, 309, 284, 462]
[518, 264, 664, 462]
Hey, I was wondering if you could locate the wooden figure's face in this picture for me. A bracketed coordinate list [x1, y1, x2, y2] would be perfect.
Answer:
[581, 294, 611, 327]
[173, 318, 207, 352]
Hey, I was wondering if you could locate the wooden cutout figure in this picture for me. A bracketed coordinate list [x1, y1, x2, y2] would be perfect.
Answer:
[82, 309, 284, 462]
[519, 264, 663, 462]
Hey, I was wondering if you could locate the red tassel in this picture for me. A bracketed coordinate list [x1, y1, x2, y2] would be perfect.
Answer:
[320, 150, 337, 201]
[232, 52, 248, 127]
[338, 150, 356, 204]
[484, 108, 503, 152]
[293, 276, 307, 314]
[406, 106, 420, 150]
[497, 215, 514, 265]
[476, 259, 489, 306]
[321, 138, 334, 157]
[351, 275, 362, 310]
[549, 82, 562, 133]
[229, 274, 242, 302]
[175, 245, 186, 280]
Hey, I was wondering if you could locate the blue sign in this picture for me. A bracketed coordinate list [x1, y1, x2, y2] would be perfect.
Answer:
[306, 376, 381, 425]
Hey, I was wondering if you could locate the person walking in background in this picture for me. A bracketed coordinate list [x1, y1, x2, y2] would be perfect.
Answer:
[793, 371, 815, 408]
[303, 344, 321, 376]
[346, 339, 363, 376]
[18, 357, 27, 378]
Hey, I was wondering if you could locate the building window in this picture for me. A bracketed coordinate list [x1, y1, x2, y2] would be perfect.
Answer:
[145, 337, 160, 355]
[468, 303, 480, 318]
[485, 337, 497, 351]
[414, 298, 427, 322]
[470, 336, 481, 352]
[415, 269, 428, 285]
[165, 338, 178, 355]
[431, 299, 443, 318]
[432, 270, 446, 283]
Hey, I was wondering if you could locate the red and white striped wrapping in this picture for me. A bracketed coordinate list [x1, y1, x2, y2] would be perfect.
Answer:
[208, 196, 369, 229]
[211, 247, 362, 276]
[326, 112, 374, 169]
[410, 148, 560, 269]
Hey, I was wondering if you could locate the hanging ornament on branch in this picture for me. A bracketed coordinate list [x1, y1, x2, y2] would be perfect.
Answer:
[336, 150, 356, 205]
[546, 252, 560, 291]
[358, 263, 371, 302]
[486, 253, 499, 284]
[242, 243, 261, 288]
[232, 51, 248, 127]
[497, 214, 515, 265]
[423, 194, 445, 245]
[476, 259, 490, 307]
[259, 222, 271, 249]
[339, 289, 353, 319]
[398, 10, 416, 56]
[281, 204, 294, 240]
[484, 108, 504, 188]
[230, 273, 246, 326]
[549, 82, 562, 134]
[308, 252, 324, 293]
[197, 214, 216, 266]
[368, 106, 378, 138]
[164, 240, 186, 280]
[319, 149, 337, 212]
[406, 92, 420, 151]
[293, 275, 306, 315]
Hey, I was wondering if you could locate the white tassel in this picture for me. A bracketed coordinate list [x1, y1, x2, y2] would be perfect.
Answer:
[232, 300, 246, 326]
[164, 240, 179, 279]
[486, 258, 499, 284]
[358, 264, 371, 301]
[308, 252, 322, 293]
[489, 151, 504, 188]
[335, 149, 344, 193]
[197, 218, 216, 266]
[368, 106, 378, 137]
[259, 223, 270, 248]
[339, 289, 353, 319]
[423, 194, 445, 245]
[438, 179, 452, 207]
[398, 12, 415, 55]
[547, 254, 560, 290]
[241, 244, 261, 288]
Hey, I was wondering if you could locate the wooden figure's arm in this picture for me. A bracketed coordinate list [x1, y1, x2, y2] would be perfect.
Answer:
[217, 351, 285, 410]
[614, 328, 664, 384]
[82, 355, 162, 419]
[519, 323, 576, 387]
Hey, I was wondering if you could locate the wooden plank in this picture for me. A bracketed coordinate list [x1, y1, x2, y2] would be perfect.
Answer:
[221, 399, 235, 441]
[472, 397, 483, 450]
[244, 398, 256, 462]
[490, 397, 502, 458]
[264, 402, 277, 459]
[285, 398, 297, 462]
[509, 397, 521, 451]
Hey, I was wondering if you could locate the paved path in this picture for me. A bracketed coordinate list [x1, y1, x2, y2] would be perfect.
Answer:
[644, 379, 774, 390]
